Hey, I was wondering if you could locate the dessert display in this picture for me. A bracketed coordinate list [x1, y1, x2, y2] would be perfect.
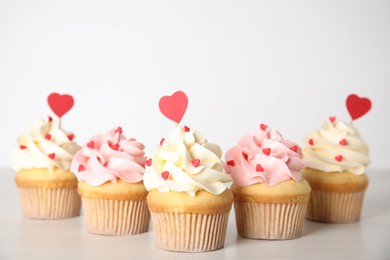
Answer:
[8, 88, 376, 255]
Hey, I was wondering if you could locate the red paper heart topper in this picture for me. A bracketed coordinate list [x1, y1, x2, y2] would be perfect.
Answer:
[47, 93, 74, 118]
[159, 91, 188, 123]
[346, 94, 371, 120]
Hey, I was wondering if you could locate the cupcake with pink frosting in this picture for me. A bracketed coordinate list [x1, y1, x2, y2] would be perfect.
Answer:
[71, 127, 150, 235]
[225, 123, 311, 240]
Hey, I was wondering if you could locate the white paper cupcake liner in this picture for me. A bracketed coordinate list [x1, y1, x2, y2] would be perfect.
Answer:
[18, 187, 81, 219]
[150, 211, 230, 252]
[306, 190, 366, 223]
[82, 198, 150, 235]
[234, 202, 307, 240]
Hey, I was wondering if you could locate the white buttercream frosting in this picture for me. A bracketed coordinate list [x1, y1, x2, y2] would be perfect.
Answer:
[12, 117, 80, 171]
[143, 125, 232, 197]
[303, 118, 370, 175]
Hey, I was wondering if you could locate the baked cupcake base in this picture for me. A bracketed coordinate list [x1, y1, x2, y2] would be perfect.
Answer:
[306, 190, 365, 223]
[78, 180, 150, 235]
[18, 187, 81, 219]
[231, 179, 311, 240]
[147, 189, 233, 252]
[15, 168, 81, 219]
[234, 201, 307, 239]
[301, 168, 368, 223]
[82, 198, 149, 235]
[151, 211, 229, 252]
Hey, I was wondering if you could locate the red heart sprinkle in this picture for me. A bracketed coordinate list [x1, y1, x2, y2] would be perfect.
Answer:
[160, 138, 165, 146]
[44, 134, 51, 140]
[48, 153, 56, 160]
[242, 152, 249, 160]
[262, 148, 271, 156]
[48, 116, 53, 122]
[161, 171, 169, 180]
[339, 139, 347, 146]
[192, 159, 200, 167]
[308, 139, 314, 146]
[111, 143, 120, 151]
[227, 160, 235, 167]
[183, 126, 190, 132]
[87, 141, 94, 149]
[335, 155, 343, 162]
[329, 116, 336, 123]
[19, 145, 27, 150]
[115, 127, 122, 134]
[67, 134, 74, 141]
[78, 165, 86, 172]
[346, 94, 372, 120]
[47, 93, 74, 118]
[290, 145, 298, 152]
[145, 158, 152, 166]
[260, 123, 268, 131]
[256, 164, 264, 172]
[159, 91, 188, 123]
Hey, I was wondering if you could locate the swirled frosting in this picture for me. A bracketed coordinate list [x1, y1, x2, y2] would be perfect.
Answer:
[143, 125, 232, 197]
[12, 117, 80, 171]
[225, 125, 304, 187]
[302, 118, 370, 175]
[70, 127, 146, 186]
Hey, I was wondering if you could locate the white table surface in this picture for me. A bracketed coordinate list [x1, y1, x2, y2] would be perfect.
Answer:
[0, 167, 389, 260]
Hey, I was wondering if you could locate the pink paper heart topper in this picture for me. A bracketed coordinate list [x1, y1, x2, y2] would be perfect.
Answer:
[159, 91, 188, 123]
[346, 94, 372, 120]
[47, 93, 74, 118]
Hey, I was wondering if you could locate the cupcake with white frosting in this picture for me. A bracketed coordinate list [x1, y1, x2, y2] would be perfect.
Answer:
[301, 117, 370, 223]
[144, 125, 233, 252]
[12, 117, 81, 219]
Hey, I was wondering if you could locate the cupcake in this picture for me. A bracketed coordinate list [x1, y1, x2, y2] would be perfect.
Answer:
[301, 117, 370, 223]
[71, 127, 150, 235]
[144, 125, 233, 252]
[12, 117, 81, 219]
[225, 124, 310, 240]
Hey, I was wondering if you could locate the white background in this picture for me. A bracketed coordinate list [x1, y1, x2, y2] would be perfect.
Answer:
[1, 0, 389, 169]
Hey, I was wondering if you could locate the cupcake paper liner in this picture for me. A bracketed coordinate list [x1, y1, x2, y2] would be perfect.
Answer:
[18, 187, 81, 219]
[234, 202, 307, 240]
[306, 190, 366, 223]
[150, 211, 230, 252]
[82, 198, 150, 235]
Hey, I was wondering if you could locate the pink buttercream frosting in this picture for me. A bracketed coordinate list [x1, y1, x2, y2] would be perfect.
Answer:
[71, 127, 146, 186]
[225, 126, 304, 187]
